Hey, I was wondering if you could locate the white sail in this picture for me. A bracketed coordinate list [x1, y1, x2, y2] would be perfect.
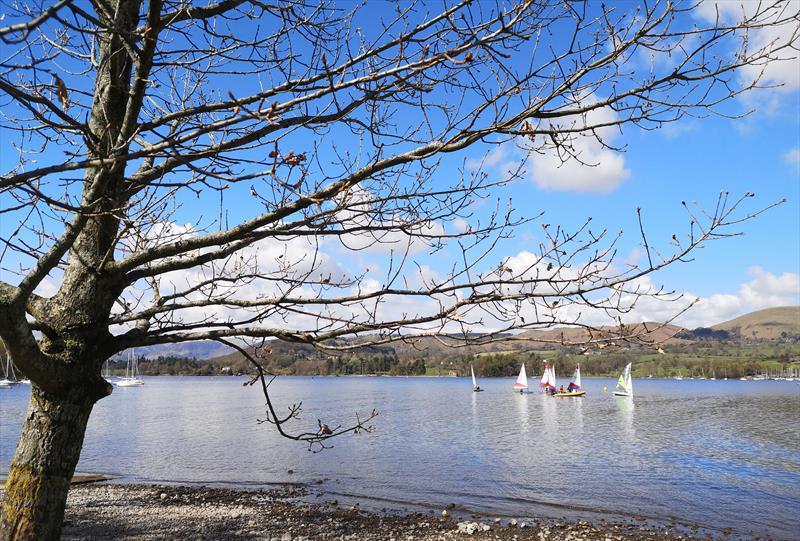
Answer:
[539, 361, 556, 390]
[614, 362, 633, 396]
[116, 350, 144, 387]
[471, 365, 477, 387]
[513, 364, 528, 389]
[627, 363, 633, 395]
[0, 355, 18, 386]
[568, 364, 582, 391]
[539, 363, 549, 387]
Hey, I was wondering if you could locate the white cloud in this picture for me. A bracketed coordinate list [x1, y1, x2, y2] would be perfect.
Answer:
[330, 186, 447, 256]
[606, 267, 799, 329]
[677, 294, 743, 330]
[451, 218, 470, 234]
[697, 1, 800, 110]
[530, 145, 630, 193]
[465, 144, 510, 170]
[467, 97, 631, 193]
[454, 249, 799, 332]
[671, 267, 799, 328]
[783, 147, 800, 164]
[739, 266, 800, 309]
[114, 224, 353, 336]
[111, 219, 797, 342]
[526, 95, 631, 193]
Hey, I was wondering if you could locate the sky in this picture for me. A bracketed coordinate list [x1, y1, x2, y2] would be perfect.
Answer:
[469, 1, 800, 328]
[317, 1, 800, 330]
[1, 0, 798, 336]
[304, 1, 800, 330]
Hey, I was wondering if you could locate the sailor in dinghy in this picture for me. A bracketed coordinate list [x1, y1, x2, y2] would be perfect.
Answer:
[613, 362, 634, 397]
[471, 365, 483, 392]
[539, 361, 557, 394]
[513, 364, 533, 393]
[554, 364, 587, 397]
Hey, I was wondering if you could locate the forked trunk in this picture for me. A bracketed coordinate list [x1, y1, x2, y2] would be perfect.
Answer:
[0, 385, 96, 541]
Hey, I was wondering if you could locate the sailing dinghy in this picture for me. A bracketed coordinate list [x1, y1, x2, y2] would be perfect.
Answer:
[513, 364, 533, 393]
[613, 362, 633, 397]
[554, 364, 586, 397]
[539, 361, 556, 393]
[471, 365, 483, 392]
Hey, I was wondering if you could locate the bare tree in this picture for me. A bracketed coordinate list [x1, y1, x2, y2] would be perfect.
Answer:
[0, 0, 797, 538]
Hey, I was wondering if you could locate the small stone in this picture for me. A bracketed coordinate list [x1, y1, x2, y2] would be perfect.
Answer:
[456, 522, 479, 535]
[494, 518, 502, 524]
[281, 533, 292, 541]
[441, 510, 449, 518]
[287, 469, 294, 474]
[509, 519, 518, 527]
[160, 493, 167, 500]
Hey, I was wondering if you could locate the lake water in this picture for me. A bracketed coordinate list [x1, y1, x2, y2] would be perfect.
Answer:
[1, 376, 799, 538]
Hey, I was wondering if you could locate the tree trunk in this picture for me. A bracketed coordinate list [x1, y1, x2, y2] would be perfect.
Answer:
[0, 385, 96, 541]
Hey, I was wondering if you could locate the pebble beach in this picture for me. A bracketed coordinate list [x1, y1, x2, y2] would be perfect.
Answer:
[39, 483, 741, 540]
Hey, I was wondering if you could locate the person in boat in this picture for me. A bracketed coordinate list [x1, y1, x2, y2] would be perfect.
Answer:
[474, 385, 481, 392]
[559, 385, 565, 394]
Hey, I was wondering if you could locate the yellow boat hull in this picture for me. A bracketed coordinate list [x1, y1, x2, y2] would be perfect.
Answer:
[553, 391, 586, 397]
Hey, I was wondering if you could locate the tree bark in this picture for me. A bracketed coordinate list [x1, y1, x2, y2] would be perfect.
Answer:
[0, 385, 98, 541]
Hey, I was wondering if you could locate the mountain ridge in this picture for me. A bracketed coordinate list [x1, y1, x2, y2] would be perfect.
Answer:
[127, 306, 799, 362]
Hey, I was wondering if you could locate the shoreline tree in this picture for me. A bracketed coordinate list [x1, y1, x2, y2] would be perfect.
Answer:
[1, 0, 797, 538]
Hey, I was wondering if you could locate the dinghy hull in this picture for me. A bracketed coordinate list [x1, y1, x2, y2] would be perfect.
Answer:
[554, 391, 586, 397]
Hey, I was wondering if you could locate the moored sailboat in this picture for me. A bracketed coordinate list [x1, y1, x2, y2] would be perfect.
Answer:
[513, 364, 532, 393]
[614, 362, 633, 397]
[116, 350, 144, 387]
[0, 355, 19, 387]
[554, 364, 586, 397]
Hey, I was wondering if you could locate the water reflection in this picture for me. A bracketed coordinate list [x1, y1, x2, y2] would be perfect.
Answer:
[615, 395, 635, 442]
[540, 391, 558, 437]
[573, 393, 584, 433]
[1, 377, 799, 539]
[514, 391, 530, 436]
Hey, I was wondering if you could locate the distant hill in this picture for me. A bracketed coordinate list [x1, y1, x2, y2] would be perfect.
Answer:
[518, 322, 685, 346]
[123, 340, 232, 360]
[109, 307, 799, 374]
[711, 306, 800, 341]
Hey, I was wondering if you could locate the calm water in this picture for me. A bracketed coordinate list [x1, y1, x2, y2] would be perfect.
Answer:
[1, 376, 799, 538]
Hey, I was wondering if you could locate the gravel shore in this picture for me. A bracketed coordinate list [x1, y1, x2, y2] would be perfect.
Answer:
[26, 483, 740, 540]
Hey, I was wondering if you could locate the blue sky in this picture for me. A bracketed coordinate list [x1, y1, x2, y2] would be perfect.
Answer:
[431, 86, 800, 328]
[1, 1, 798, 333]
